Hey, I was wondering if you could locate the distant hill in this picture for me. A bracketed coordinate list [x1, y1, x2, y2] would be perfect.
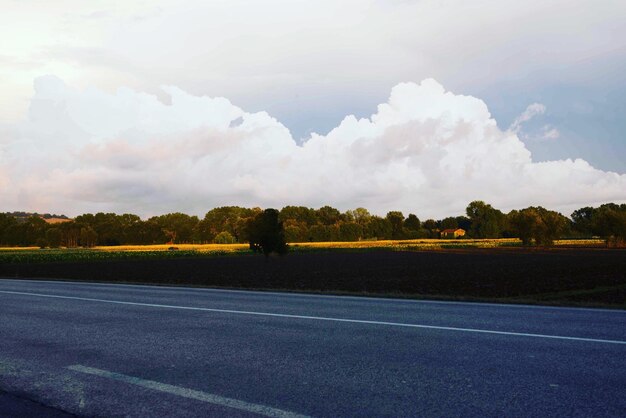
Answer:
[42, 217, 72, 224]
[6, 212, 71, 224]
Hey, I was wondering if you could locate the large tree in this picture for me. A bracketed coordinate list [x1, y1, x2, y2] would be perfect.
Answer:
[246, 209, 288, 257]
[508, 207, 567, 245]
[591, 204, 626, 247]
[440, 217, 458, 230]
[365, 216, 393, 240]
[403, 214, 420, 231]
[386, 211, 405, 239]
[0, 213, 18, 246]
[421, 219, 438, 238]
[316, 206, 341, 226]
[197, 206, 258, 243]
[338, 222, 363, 241]
[280, 206, 318, 226]
[347, 208, 372, 226]
[466, 201, 506, 238]
[571, 207, 594, 236]
[150, 213, 200, 244]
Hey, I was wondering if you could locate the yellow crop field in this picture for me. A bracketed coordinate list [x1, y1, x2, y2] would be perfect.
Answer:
[0, 238, 605, 253]
[289, 238, 521, 250]
[100, 238, 526, 251]
[289, 238, 605, 250]
[93, 243, 249, 252]
[553, 239, 605, 246]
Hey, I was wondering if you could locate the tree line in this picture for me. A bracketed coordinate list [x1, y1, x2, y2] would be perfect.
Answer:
[0, 201, 625, 248]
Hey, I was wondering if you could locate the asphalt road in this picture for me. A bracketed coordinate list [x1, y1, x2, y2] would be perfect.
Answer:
[1, 278, 625, 417]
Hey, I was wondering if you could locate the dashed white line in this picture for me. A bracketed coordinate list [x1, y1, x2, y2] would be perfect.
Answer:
[1, 289, 625, 345]
[67, 365, 310, 418]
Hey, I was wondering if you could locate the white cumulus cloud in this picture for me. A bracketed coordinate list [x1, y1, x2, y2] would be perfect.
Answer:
[1, 76, 625, 218]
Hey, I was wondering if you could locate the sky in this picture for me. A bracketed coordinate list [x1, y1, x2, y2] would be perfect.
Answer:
[1, 0, 625, 218]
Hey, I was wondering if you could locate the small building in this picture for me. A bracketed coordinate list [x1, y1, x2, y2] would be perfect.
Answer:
[440, 228, 466, 239]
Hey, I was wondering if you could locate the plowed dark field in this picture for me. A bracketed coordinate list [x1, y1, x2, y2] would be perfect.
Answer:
[2, 248, 625, 307]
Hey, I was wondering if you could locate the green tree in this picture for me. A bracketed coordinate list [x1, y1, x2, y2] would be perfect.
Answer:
[571, 207, 594, 236]
[536, 208, 567, 245]
[45, 228, 62, 248]
[246, 209, 288, 257]
[280, 218, 308, 242]
[17, 216, 48, 246]
[386, 211, 405, 239]
[137, 218, 167, 244]
[591, 204, 626, 247]
[347, 208, 372, 227]
[279, 206, 318, 226]
[403, 214, 420, 231]
[440, 217, 458, 230]
[150, 213, 200, 244]
[466, 201, 506, 238]
[508, 207, 567, 246]
[402, 214, 421, 238]
[80, 226, 98, 247]
[338, 222, 362, 241]
[508, 209, 538, 245]
[364, 216, 392, 240]
[316, 206, 341, 226]
[308, 224, 331, 241]
[0, 213, 18, 246]
[284, 224, 304, 243]
[214, 231, 236, 244]
[422, 219, 438, 238]
[198, 206, 256, 243]
[118, 213, 143, 244]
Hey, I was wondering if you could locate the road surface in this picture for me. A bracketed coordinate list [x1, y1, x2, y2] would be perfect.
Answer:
[1, 278, 625, 417]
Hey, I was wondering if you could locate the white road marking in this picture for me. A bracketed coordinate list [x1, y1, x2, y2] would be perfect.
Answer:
[67, 365, 309, 418]
[3, 277, 624, 313]
[1, 289, 626, 345]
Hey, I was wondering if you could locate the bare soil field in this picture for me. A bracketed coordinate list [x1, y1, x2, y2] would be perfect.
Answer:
[1, 248, 625, 307]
